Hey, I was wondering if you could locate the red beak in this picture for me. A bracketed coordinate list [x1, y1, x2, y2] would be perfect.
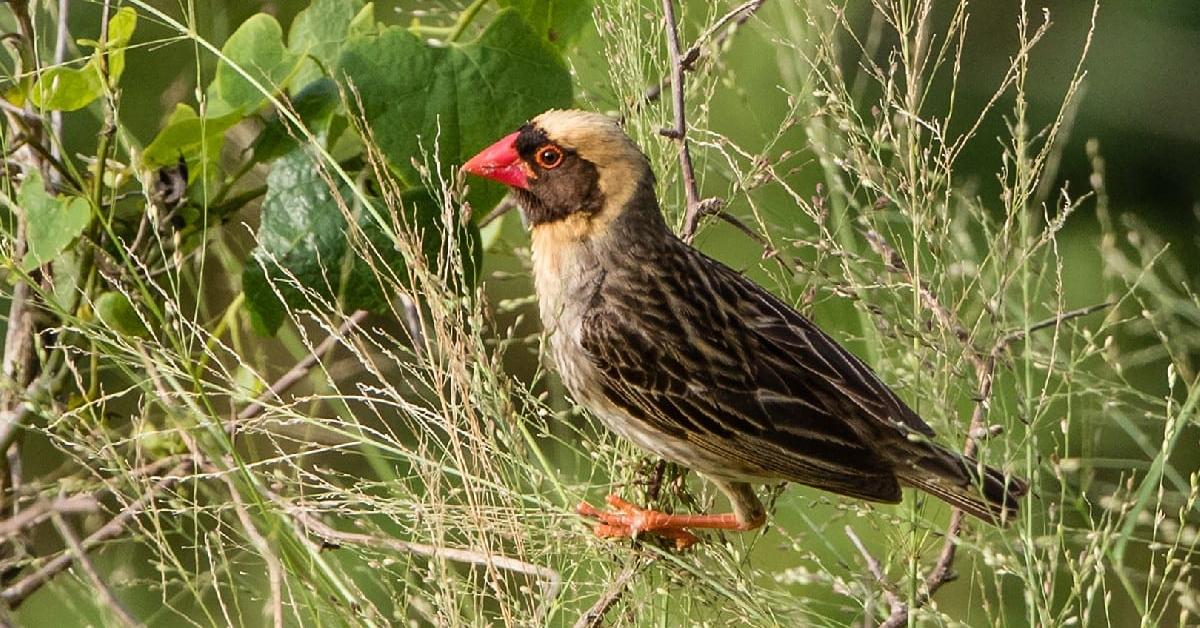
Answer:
[461, 131, 529, 190]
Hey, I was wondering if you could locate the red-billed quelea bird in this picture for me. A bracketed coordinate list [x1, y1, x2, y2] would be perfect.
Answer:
[462, 110, 1027, 549]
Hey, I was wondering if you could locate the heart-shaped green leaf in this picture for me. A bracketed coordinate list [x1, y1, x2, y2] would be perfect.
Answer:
[14, 172, 92, 271]
[242, 148, 480, 335]
[288, 0, 365, 88]
[29, 7, 137, 111]
[141, 103, 242, 173]
[337, 9, 573, 215]
[214, 13, 302, 114]
[497, 0, 594, 48]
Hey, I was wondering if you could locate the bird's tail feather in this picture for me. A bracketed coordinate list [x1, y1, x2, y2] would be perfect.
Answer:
[897, 447, 1028, 526]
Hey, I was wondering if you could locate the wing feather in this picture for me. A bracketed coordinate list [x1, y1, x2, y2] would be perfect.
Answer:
[578, 244, 916, 503]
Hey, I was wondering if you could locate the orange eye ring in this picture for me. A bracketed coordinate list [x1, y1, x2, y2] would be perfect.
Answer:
[535, 144, 564, 169]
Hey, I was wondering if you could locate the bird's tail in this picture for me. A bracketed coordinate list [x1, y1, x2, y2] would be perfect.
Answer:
[896, 444, 1028, 526]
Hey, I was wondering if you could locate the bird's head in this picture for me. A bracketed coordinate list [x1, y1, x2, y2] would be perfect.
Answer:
[462, 110, 657, 233]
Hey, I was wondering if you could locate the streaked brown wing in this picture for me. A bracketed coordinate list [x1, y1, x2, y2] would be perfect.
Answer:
[579, 245, 906, 503]
[701, 252, 937, 440]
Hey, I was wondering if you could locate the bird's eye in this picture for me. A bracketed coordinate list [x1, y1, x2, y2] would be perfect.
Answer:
[535, 145, 563, 169]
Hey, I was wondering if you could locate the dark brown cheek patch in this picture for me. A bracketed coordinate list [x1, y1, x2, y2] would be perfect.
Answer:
[518, 156, 606, 226]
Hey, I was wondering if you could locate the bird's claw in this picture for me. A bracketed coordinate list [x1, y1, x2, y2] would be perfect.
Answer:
[576, 495, 701, 550]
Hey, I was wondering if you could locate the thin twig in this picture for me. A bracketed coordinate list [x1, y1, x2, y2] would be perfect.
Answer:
[398, 294, 426, 359]
[0, 0, 46, 524]
[477, 194, 518, 228]
[284, 500, 561, 617]
[50, 0, 70, 165]
[445, 0, 491, 43]
[867, 225, 993, 626]
[0, 495, 99, 541]
[90, 0, 115, 211]
[659, 1, 768, 245]
[710, 204, 780, 259]
[845, 525, 902, 619]
[2, 460, 195, 608]
[573, 557, 655, 628]
[865, 229, 981, 369]
[235, 310, 368, 424]
[660, 0, 703, 242]
[574, 460, 672, 628]
[8, 131, 80, 190]
[644, 0, 767, 102]
[995, 301, 1112, 351]
[49, 513, 142, 627]
[222, 476, 283, 628]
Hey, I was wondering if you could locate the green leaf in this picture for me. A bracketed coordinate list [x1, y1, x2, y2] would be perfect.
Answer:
[105, 7, 138, 81]
[27, 7, 137, 111]
[28, 65, 102, 111]
[348, 3, 379, 37]
[49, 249, 81, 312]
[141, 103, 241, 172]
[243, 148, 479, 335]
[496, 0, 594, 48]
[17, 172, 91, 271]
[214, 14, 301, 113]
[287, 0, 365, 88]
[94, 291, 150, 338]
[345, 189, 482, 312]
[251, 78, 341, 164]
[337, 9, 573, 215]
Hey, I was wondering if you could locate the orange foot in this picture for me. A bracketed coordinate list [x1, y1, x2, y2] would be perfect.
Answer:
[576, 494, 751, 551]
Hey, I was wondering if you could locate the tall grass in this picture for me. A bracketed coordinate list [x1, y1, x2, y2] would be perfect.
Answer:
[5, 1, 1198, 626]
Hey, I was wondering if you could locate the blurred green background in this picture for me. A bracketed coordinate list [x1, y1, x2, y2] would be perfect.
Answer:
[14, 0, 1200, 625]
[60, 0, 1198, 362]
[58, 1, 1200, 335]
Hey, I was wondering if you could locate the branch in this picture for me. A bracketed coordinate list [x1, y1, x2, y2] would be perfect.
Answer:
[282, 499, 561, 618]
[995, 301, 1113, 351]
[644, 0, 767, 102]
[658, 1, 772, 245]
[50, 0, 70, 165]
[845, 526, 903, 619]
[0, 0, 51, 513]
[0, 495, 99, 541]
[707, 201, 782, 259]
[235, 310, 368, 425]
[864, 227, 993, 627]
[863, 229, 1107, 627]
[446, 0, 491, 43]
[864, 230, 982, 370]
[571, 459, 676, 627]
[50, 513, 142, 627]
[222, 476, 283, 628]
[477, 194, 518, 228]
[89, 0, 115, 212]
[1, 459, 196, 608]
[573, 557, 656, 628]
[660, 0, 704, 242]
[398, 294, 426, 359]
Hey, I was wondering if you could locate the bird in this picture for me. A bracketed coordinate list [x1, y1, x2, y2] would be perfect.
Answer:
[462, 109, 1027, 549]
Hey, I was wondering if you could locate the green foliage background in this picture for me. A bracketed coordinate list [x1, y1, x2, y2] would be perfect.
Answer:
[0, 0, 1198, 626]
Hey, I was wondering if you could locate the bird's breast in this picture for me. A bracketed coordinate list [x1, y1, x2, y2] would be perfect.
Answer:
[529, 220, 605, 329]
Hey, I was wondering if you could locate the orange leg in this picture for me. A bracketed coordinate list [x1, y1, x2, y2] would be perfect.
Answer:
[577, 494, 764, 550]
